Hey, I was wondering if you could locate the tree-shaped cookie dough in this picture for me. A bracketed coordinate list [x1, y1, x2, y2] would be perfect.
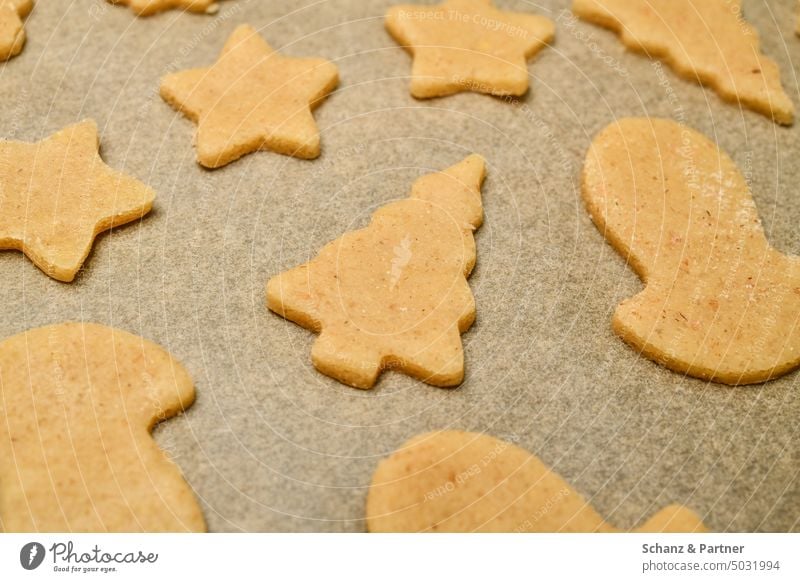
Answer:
[0, 120, 154, 282]
[108, 0, 219, 16]
[583, 118, 800, 384]
[368, 431, 708, 532]
[385, 0, 554, 98]
[573, 0, 794, 125]
[0, 0, 32, 60]
[267, 155, 486, 389]
[160, 24, 339, 167]
[0, 322, 205, 532]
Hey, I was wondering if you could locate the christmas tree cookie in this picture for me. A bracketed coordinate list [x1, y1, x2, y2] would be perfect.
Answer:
[0, 0, 32, 61]
[583, 118, 800, 384]
[368, 431, 708, 532]
[267, 155, 486, 389]
[0, 322, 205, 532]
[572, 0, 794, 124]
[385, 0, 554, 98]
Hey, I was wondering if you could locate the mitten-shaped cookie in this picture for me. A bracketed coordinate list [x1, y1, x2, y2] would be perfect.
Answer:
[0, 322, 205, 532]
[368, 431, 708, 532]
[583, 118, 800, 384]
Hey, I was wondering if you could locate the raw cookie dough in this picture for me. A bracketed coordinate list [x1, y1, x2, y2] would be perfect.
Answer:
[582, 117, 800, 384]
[108, 0, 219, 17]
[0, 0, 32, 60]
[385, 0, 554, 98]
[0, 119, 154, 282]
[572, 0, 794, 125]
[267, 155, 485, 389]
[160, 24, 339, 167]
[0, 322, 205, 532]
[367, 430, 708, 532]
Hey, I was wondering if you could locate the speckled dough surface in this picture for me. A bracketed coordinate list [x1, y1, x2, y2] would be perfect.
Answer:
[386, 0, 554, 98]
[0, 322, 205, 532]
[109, 0, 219, 17]
[160, 24, 339, 167]
[367, 430, 708, 532]
[0, 119, 154, 282]
[573, 0, 795, 124]
[582, 118, 800, 384]
[267, 155, 485, 389]
[0, 0, 32, 60]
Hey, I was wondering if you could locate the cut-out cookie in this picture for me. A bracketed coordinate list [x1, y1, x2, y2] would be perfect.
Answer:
[0, 322, 205, 532]
[385, 0, 554, 98]
[108, 0, 219, 16]
[267, 155, 485, 389]
[367, 430, 708, 532]
[572, 0, 794, 125]
[0, 0, 32, 61]
[160, 24, 339, 167]
[0, 120, 154, 282]
[583, 118, 800, 384]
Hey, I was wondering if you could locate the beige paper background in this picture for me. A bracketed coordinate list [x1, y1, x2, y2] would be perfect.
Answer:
[0, 0, 797, 532]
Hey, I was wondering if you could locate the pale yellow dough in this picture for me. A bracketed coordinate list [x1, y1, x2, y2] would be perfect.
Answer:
[160, 24, 339, 167]
[386, 0, 554, 98]
[109, 0, 219, 17]
[367, 431, 708, 532]
[267, 155, 485, 389]
[0, 322, 205, 532]
[0, 0, 32, 61]
[582, 118, 800, 385]
[0, 120, 154, 282]
[573, 0, 794, 125]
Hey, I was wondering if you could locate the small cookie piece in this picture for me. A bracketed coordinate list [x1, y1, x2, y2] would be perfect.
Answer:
[0, 322, 205, 532]
[385, 0, 554, 98]
[583, 118, 800, 384]
[108, 0, 219, 17]
[367, 430, 708, 532]
[0, 0, 32, 61]
[0, 120, 154, 282]
[160, 24, 339, 167]
[572, 0, 794, 125]
[267, 155, 485, 389]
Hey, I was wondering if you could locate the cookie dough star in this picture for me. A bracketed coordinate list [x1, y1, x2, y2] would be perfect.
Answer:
[0, 120, 155, 282]
[0, 0, 32, 61]
[160, 24, 339, 168]
[108, 0, 219, 17]
[386, 0, 554, 98]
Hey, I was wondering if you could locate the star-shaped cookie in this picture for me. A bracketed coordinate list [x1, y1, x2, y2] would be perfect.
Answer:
[385, 0, 554, 98]
[160, 24, 339, 167]
[0, 0, 32, 61]
[108, 0, 219, 17]
[0, 120, 155, 282]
